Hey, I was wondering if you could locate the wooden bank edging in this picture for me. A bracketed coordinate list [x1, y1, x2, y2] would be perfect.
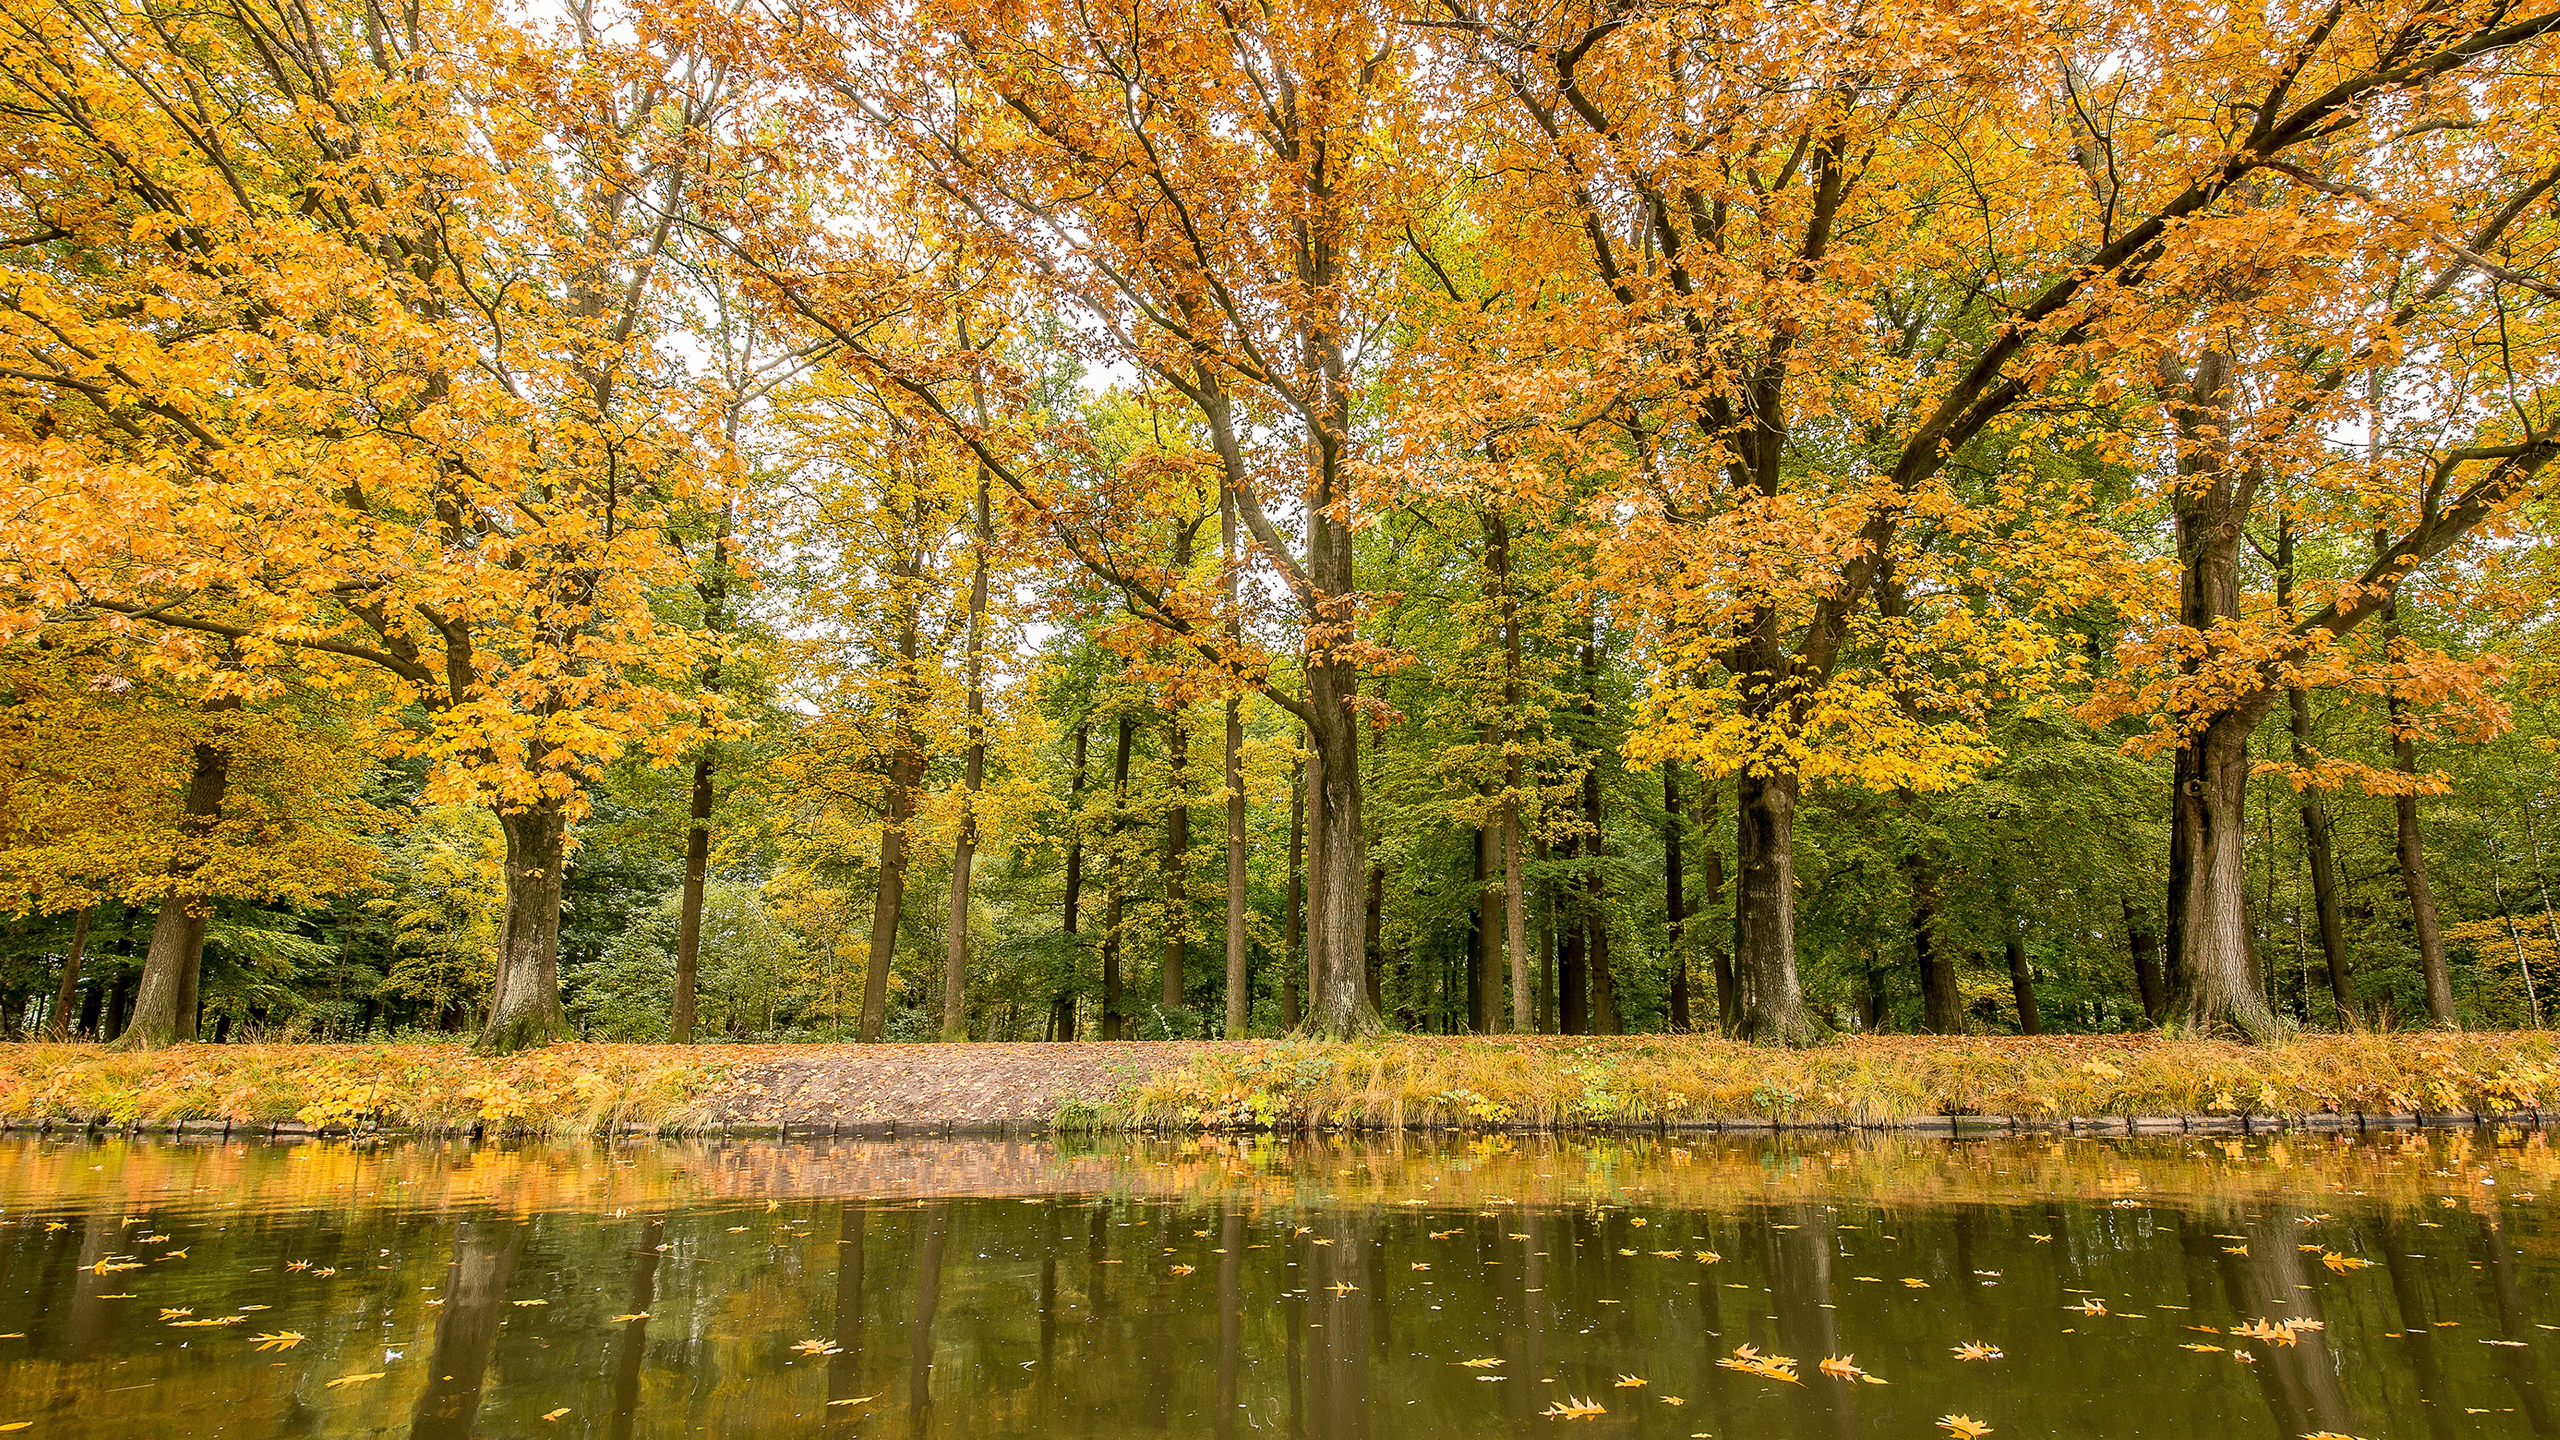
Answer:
[0, 1108, 2546, 1143]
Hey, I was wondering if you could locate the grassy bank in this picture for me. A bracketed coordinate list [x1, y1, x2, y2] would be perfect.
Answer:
[3, 1032, 2558, 1137]
[1119, 1032, 2560, 1129]
[0, 1042, 737, 1135]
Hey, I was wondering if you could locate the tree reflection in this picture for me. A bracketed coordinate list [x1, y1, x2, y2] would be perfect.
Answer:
[409, 1218, 527, 1440]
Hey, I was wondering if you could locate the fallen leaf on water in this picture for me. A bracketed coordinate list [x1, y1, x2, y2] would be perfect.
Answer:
[2179, 1344, 2225, 1354]
[160, 1309, 193, 1320]
[792, 1339, 838, 1356]
[1428, 1230, 1458, 1240]
[2232, 1351, 2258, 1364]
[1541, 1396, 1607, 1419]
[286, 1261, 311, 1272]
[1613, 1374, 1646, 1388]
[1409, 1263, 1431, 1271]
[1654, 1250, 1683, 1259]
[1311, 1239, 1334, 1247]
[542, 1409, 569, 1422]
[2222, 1246, 2250, 1256]
[92, 1261, 141, 1275]
[512, 1300, 548, 1308]
[1902, 1278, 1930, 1289]
[251, 1332, 306, 1351]
[1951, 1342, 2003, 1362]
[1170, 1264, 1196, 1275]
[169, 1316, 245, 1328]
[1938, 1416, 1992, 1439]
[2029, 1234, 2052, 1243]
[0, 1422, 29, 1431]
[1717, 1345, 1801, 1384]
[2322, 1253, 2373, 1273]
[1617, 1248, 1638, 1257]
[1460, 1358, 1504, 1369]
[1327, 1282, 1359, 1296]
[1695, 1251, 1720, 1263]
[610, 1314, 650, 1323]
[325, 1373, 385, 1390]
[2068, 1299, 2107, 1316]
[826, 1396, 878, 1407]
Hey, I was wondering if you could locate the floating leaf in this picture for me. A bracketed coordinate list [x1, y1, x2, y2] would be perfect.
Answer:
[511, 1299, 548, 1308]
[1939, 1416, 1992, 1439]
[610, 1314, 650, 1323]
[792, 1339, 839, 1356]
[1460, 1358, 1504, 1369]
[541, 1410, 569, 1422]
[325, 1373, 385, 1390]
[251, 1332, 306, 1351]
[1613, 1374, 1646, 1388]
[1541, 1396, 1607, 1419]
[1170, 1264, 1196, 1275]
[1818, 1356, 1870, 1381]
[1951, 1342, 2003, 1362]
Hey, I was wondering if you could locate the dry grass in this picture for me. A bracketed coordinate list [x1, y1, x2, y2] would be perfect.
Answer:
[0, 1042, 738, 1135]
[1119, 1032, 2560, 1129]
[6, 1031, 2559, 1136]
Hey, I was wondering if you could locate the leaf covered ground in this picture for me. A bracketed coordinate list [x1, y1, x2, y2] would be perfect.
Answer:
[1, 1032, 2555, 1136]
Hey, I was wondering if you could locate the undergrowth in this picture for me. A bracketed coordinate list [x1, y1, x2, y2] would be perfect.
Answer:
[1118, 1032, 2560, 1130]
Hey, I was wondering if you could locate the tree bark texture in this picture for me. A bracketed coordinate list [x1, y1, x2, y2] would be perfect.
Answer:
[117, 725, 233, 1050]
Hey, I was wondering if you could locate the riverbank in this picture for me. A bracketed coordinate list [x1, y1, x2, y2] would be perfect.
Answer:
[2, 1032, 2556, 1137]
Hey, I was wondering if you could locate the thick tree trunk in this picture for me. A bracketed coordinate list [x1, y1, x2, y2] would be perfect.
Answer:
[410, 1220, 527, 1440]
[117, 732, 231, 1050]
[2167, 710, 2281, 1039]
[1056, 721, 1087, 1042]
[1559, 899, 1586, 1036]
[1103, 715, 1134, 1040]
[671, 751, 713, 1044]
[1486, 508, 1532, 1033]
[2123, 896, 2165, 1023]
[45, 907, 89, 1042]
[1162, 712, 1190, 1013]
[1303, 675, 1380, 1037]
[1283, 752, 1304, 1030]
[1666, 762, 1689, 1032]
[480, 799, 572, 1053]
[1732, 768, 1818, 1043]
[2389, 647, 2457, 1025]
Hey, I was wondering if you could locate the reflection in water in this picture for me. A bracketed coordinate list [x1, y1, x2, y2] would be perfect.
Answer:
[0, 1130, 2555, 1438]
[410, 1219, 525, 1440]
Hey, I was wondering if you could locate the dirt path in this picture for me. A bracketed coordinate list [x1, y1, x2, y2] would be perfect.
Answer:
[695, 1041, 1213, 1130]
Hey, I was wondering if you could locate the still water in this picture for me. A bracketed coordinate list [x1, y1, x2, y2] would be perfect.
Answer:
[0, 1128, 2554, 1437]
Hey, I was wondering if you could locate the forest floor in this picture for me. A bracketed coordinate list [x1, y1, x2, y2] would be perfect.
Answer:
[2, 1031, 2558, 1137]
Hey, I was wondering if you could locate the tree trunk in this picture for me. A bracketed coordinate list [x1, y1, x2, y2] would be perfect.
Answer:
[940, 468, 994, 1042]
[857, 746, 919, 1043]
[117, 730, 232, 1050]
[2123, 896, 2165, 1023]
[1732, 768, 1818, 1043]
[45, 907, 89, 1042]
[1103, 715, 1134, 1040]
[1283, 751, 1304, 1030]
[1666, 762, 1689, 1032]
[670, 501, 734, 1045]
[1474, 824, 1501, 1032]
[1056, 720, 1088, 1042]
[2277, 520, 2354, 1022]
[1223, 485, 1251, 1038]
[2387, 603, 2457, 1025]
[1487, 508, 1532, 1033]
[1302, 679, 1380, 1036]
[2003, 905, 2043, 1035]
[480, 799, 572, 1053]
[859, 591, 927, 1043]
[2167, 709, 2281, 1038]
[1700, 778, 1733, 1033]
[1162, 711, 1190, 1014]
[1363, 858, 1384, 1011]
[1908, 846, 1960, 1034]
[671, 751, 713, 1044]
[410, 1220, 527, 1440]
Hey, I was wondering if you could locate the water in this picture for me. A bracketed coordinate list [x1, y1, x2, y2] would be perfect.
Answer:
[0, 1128, 2553, 1437]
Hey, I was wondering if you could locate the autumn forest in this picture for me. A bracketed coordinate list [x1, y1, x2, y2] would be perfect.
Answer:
[3, 0, 2559, 1058]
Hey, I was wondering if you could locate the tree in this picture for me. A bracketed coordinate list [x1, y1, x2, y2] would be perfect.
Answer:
[0, 0, 748, 1050]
